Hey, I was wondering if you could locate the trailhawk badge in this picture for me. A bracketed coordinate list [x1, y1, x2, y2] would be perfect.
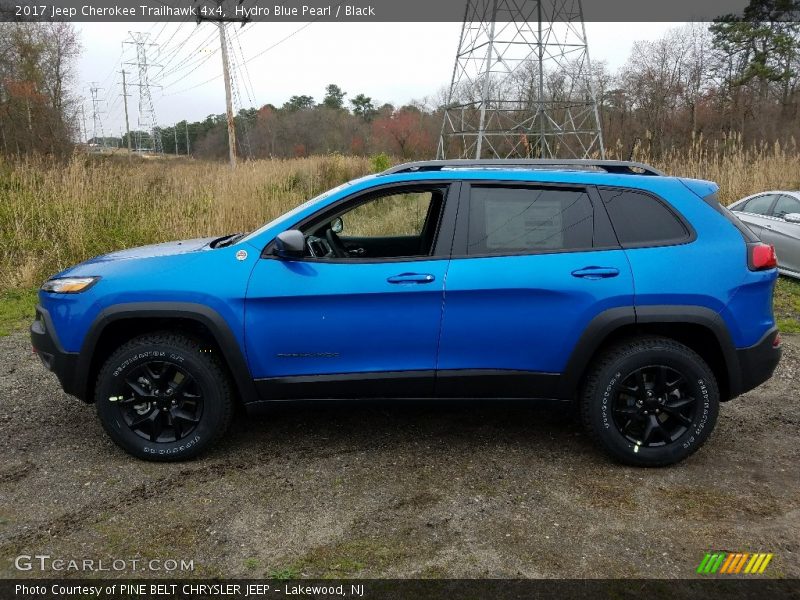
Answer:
[235, 249, 248, 261]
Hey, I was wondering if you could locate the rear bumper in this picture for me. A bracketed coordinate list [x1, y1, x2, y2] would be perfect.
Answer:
[735, 327, 782, 397]
[30, 305, 84, 401]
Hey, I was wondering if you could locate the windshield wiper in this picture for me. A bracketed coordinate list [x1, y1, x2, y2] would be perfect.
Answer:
[210, 233, 246, 249]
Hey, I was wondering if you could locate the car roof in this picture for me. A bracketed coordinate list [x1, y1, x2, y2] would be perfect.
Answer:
[731, 191, 800, 205]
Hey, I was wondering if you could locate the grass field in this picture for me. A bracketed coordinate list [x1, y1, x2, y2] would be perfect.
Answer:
[1, 148, 800, 335]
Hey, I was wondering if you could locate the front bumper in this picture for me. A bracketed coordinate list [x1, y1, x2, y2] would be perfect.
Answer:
[30, 305, 83, 400]
[735, 326, 782, 397]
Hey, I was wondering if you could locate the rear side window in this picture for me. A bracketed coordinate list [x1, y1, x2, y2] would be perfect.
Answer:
[467, 186, 593, 255]
[600, 188, 689, 246]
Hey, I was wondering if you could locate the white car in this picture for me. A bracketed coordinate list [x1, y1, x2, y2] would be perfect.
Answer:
[728, 191, 800, 279]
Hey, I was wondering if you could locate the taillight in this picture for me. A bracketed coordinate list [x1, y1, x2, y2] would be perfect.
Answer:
[748, 243, 777, 271]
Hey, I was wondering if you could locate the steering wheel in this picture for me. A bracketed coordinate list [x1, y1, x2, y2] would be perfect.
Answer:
[325, 228, 348, 258]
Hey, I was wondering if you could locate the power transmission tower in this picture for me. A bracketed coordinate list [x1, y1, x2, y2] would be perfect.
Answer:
[197, 0, 250, 168]
[88, 84, 106, 151]
[438, 0, 605, 160]
[79, 103, 88, 144]
[124, 32, 163, 154]
[120, 69, 133, 159]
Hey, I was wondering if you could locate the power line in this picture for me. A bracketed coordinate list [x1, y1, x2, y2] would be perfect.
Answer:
[160, 49, 221, 91]
[157, 26, 219, 80]
[226, 32, 253, 158]
[232, 25, 257, 105]
[156, 31, 220, 83]
[155, 24, 204, 74]
[162, 20, 317, 97]
[154, 23, 184, 60]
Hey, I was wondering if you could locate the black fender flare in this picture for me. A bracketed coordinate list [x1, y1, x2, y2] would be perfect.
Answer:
[75, 302, 258, 404]
[558, 305, 741, 399]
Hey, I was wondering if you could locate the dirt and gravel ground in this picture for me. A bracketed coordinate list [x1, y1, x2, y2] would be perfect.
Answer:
[0, 330, 798, 579]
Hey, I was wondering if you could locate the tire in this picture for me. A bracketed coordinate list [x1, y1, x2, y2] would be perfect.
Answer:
[580, 336, 719, 467]
[95, 333, 233, 461]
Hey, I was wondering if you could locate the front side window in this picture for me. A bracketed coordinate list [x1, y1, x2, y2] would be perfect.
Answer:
[299, 187, 445, 260]
[467, 186, 594, 255]
[335, 191, 433, 238]
[772, 195, 800, 219]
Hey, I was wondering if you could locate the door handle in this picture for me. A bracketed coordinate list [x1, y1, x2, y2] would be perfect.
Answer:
[387, 273, 436, 284]
[571, 266, 620, 279]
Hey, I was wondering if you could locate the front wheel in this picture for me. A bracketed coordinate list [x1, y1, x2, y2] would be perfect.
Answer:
[580, 336, 719, 467]
[95, 333, 233, 461]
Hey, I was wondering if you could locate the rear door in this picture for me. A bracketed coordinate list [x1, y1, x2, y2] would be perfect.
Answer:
[436, 182, 634, 398]
[761, 194, 800, 274]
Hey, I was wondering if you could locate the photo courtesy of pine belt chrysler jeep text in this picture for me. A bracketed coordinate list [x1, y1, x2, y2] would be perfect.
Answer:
[30, 159, 783, 466]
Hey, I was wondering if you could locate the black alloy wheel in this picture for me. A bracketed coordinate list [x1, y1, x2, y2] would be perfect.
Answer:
[611, 365, 697, 447]
[114, 360, 204, 443]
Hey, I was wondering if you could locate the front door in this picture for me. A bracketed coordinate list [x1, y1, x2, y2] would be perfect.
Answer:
[245, 183, 457, 399]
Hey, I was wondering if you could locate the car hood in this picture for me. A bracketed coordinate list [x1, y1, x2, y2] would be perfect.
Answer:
[79, 237, 217, 264]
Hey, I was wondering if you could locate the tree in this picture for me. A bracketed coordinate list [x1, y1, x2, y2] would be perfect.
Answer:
[371, 107, 437, 158]
[282, 95, 315, 111]
[711, 0, 800, 104]
[0, 22, 81, 157]
[322, 84, 346, 110]
[350, 93, 376, 120]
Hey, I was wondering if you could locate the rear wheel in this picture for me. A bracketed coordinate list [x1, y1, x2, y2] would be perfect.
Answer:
[95, 333, 233, 461]
[580, 336, 719, 467]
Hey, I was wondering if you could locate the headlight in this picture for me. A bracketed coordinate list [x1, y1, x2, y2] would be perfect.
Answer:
[41, 276, 100, 294]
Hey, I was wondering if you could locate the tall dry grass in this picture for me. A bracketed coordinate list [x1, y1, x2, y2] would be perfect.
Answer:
[2, 140, 800, 292]
[0, 154, 371, 289]
[635, 134, 800, 203]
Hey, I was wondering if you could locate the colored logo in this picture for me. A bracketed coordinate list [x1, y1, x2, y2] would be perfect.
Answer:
[697, 552, 774, 575]
[235, 249, 248, 261]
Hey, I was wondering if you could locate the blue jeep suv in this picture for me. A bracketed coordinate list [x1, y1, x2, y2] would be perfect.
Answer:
[31, 159, 782, 466]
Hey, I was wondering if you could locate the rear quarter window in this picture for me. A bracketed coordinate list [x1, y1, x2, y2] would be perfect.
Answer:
[600, 188, 690, 247]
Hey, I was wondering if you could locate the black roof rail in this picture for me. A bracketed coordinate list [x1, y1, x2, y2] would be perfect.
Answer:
[381, 159, 666, 177]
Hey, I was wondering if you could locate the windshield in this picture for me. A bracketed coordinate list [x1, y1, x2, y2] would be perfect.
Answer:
[239, 181, 355, 245]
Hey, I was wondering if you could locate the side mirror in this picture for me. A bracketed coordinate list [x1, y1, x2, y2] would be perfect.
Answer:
[274, 230, 305, 258]
[784, 213, 800, 224]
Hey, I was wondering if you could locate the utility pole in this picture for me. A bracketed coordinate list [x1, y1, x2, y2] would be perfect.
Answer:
[218, 23, 236, 168]
[185, 121, 190, 156]
[173, 126, 179, 155]
[197, 1, 249, 168]
[120, 69, 133, 159]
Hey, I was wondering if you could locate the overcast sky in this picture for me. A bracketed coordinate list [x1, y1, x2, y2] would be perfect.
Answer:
[74, 21, 678, 139]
